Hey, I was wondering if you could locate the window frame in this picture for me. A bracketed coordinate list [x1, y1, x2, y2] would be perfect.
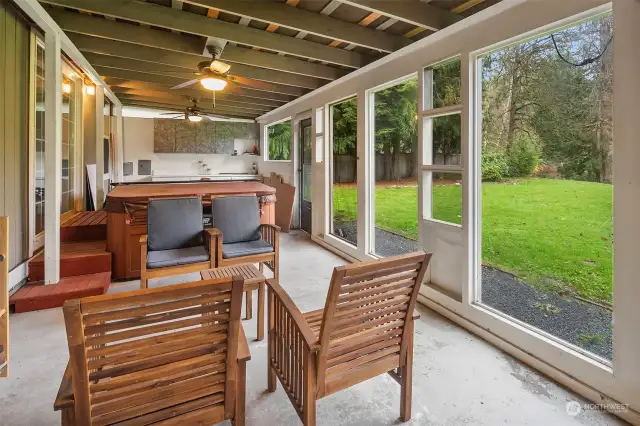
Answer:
[421, 56, 464, 229]
[264, 117, 292, 162]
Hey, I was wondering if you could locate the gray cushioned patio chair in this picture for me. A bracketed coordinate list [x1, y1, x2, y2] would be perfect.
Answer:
[210, 196, 280, 280]
[139, 197, 216, 289]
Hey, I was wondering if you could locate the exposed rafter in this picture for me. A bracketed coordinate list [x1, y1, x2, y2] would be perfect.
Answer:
[68, 33, 325, 90]
[110, 88, 273, 112]
[121, 99, 258, 120]
[87, 53, 308, 97]
[39, 0, 368, 68]
[339, 0, 460, 31]
[180, 0, 410, 53]
[96, 68, 296, 103]
[47, 9, 347, 81]
[117, 93, 269, 114]
[106, 79, 285, 108]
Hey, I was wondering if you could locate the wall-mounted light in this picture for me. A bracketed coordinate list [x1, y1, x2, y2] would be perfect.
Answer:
[85, 84, 96, 96]
[62, 82, 72, 94]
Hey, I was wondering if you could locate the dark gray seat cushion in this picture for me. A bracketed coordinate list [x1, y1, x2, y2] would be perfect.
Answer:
[222, 240, 274, 259]
[148, 197, 203, 251]
[212, 196, 261, 244]
[147, 246, 209, 269]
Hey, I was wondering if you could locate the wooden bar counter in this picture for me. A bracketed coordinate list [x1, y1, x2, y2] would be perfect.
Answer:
[106, 182, 276, 280]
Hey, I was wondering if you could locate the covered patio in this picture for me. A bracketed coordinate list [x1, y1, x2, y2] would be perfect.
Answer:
[0, 233, 624, 425]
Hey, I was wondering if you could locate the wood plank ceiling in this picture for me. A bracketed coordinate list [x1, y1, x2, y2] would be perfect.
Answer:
[39, 0, 499, 120]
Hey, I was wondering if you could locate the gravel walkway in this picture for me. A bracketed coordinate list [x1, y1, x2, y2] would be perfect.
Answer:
[332, 219, 613, 360]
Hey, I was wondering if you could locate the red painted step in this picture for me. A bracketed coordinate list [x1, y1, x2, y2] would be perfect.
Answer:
[61, 211, 107, 243]
[28, 241, 111, 282]
[9, 272, 111, 313]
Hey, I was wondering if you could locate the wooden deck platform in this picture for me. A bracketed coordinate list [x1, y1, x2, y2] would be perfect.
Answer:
[9, 272, 111, 313]
[28, 241, 111, 282]
[60, 211, 107, 242]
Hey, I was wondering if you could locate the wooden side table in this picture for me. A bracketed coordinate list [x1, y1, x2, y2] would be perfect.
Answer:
[201, 264, 266, 341]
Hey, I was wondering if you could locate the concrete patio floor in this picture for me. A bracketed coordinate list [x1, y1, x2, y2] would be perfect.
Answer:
[0, 231, 625, 425]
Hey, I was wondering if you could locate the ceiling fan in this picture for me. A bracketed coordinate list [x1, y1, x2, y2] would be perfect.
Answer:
[159, 98, 224, 122]
[170, 41, 275, 94]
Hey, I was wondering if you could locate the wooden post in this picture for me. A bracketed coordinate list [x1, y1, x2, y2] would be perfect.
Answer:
[95, 84, 105, 208]
[0, 217, 9, 377]
[44, 30, 62, 285]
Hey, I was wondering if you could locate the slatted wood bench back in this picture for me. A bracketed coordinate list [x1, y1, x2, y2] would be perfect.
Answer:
[63, 277, 244, 426]
[316, 252, 431, 397]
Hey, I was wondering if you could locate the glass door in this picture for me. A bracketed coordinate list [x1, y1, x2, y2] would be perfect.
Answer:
[60, 60, 82, 220]
[32, 37, 46, 251]
[299, 118, 312, 233]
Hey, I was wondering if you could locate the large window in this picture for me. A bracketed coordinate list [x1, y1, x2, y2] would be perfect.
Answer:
[265, 120, 291, 161]
[61, 61, 81, 216]
[369, 77, 419, 257]
[330, 97, 358, 247]
[477, 13, 614, 362]
[422, 58, 463, 226]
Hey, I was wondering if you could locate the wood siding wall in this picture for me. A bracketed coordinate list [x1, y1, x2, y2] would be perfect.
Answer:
[0, 0, 30, 270]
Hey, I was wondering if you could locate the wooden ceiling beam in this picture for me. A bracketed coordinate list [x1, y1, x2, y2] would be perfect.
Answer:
[47, 8, 346, 81]
[117, 94, 270, 115]
[86, 53, 309, 97]
[121, 100, 258, 120]
[39, 0, 367, 68]
[67, 33, 324, 90]
[339, 0, 460, 31]
[96, 68, 296, 103]
[106, 79, 285, 108]
[181, 0, 409, 53]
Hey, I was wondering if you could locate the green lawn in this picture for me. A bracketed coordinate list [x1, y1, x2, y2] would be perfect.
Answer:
[333, 178, 613, 302]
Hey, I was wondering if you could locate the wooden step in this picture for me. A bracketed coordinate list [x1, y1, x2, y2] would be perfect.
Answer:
[61, 211, 107, 243]
[28, 241, 111, 282]
[9, 272, 111, 313]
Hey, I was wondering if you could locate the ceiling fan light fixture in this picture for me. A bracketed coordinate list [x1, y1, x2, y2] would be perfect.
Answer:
[201, 77, 227, 91]
[188, 114, 203, 123]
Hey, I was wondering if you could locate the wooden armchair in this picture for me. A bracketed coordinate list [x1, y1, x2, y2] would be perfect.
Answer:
[210, 196, 280, 280]
[140, 197, 216, 289]
[57, 276, 250, 426]
[266, 252, 432, 425]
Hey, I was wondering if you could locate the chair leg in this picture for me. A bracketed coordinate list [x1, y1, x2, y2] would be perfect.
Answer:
[234, 360, 247, 426]
[400, 324, 414, 421]
[140, 274, 148, 290]
[257, 281, 265, 341]
[245, 290, 253, 320]
[267, 290, 276, 392]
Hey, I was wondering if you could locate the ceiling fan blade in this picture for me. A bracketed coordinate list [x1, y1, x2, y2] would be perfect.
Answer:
[160, 112, 184, 116]
[171, 79, 201, 90]
[221, 81, 246, 96]
[228, 76, 275, 91]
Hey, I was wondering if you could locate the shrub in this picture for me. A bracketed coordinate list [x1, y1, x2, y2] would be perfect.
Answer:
[534, 163, 559, 179]
[482, 149, 509, 181]
[507, 136, 540, 177]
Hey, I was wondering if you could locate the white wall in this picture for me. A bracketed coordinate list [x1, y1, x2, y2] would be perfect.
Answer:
[122, 117, 258, 181]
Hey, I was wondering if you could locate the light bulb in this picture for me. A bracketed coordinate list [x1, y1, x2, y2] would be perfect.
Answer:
[200, 77, 227, 91]
[188, 115, 203, 123]
[62, 83, 71, 94]
[85, 85, 95, 96]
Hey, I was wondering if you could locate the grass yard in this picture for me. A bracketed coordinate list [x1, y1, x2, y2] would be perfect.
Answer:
[333, 178, 613, 302]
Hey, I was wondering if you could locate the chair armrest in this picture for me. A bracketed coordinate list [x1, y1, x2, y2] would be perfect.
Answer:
[54, 361, 74, 411]
[238, 324, 251, 362]
[139, 235, 148, 245]
[206, 228, 222, 237]
[266, 279, 319, 352]
[260, 224, 281, 232]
